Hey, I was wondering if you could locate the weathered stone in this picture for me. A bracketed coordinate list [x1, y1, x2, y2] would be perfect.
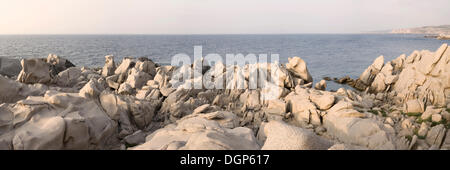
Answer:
[286, 57, 313, 83]
[323, 101, 395, 149]
[314, 80, 327, 91]
[102, 55, 116, 77]
[261, 120, 332, 150]
[403, 99, 424, 113]
[124, 130, 147, 147]
[114, 58, 134, 75]
[79, 79, 103, 98]
[17, 58, 52, 84]
[266, 99, 287, 116]
[425, 124, 446, 147]
[310, 94, 335, 110]
[132, 116, 259, 150]
[124, 68, 151, 89]
[417, 122, 429, 137]
[46, 54, 75, 74]
[56, 67, 83, 87]
[13, 116, 65, 150]
[0, 57, 21, 77]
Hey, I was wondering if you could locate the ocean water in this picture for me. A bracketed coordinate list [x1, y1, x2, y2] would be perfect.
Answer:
[1, 34, 449, 90]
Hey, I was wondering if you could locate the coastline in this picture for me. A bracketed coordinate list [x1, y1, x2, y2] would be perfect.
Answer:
[1, 43, 450, 150]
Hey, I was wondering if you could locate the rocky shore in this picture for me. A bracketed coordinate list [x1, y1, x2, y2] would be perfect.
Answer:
[1, 44, 450, 150]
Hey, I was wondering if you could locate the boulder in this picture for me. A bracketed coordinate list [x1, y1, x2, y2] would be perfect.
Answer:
[314, 80, 327, 91]
[102, 55, 116, 77]
[323, 101, 396, 149]
[310, 94, 335, 110]
[135, 58, 157, 78]
[261, 120, 332, 150]
[357, 55, 384, 87]
[286, 95, 316, 123]
[17, 58, 52, 84]
[118, 83, 133, 95]
[124, 68, 152, 89]
[56, 67, 83, 87]
[0, 57, 21, 77]
[63, 112, 90, 150]
[403, 99, 424, 113]
[266, 99, 287, 116]
[132, 116, 259, 150]
[46, 54, 75, 74]
[12, 116, 65, 150]
[425, 124, 446, 148]
[123, 130, 147, 147]
[79, 79, 104, 98]
[286, 57, 313, 83]
[0, 75, 48, 103]
[114, 58, 134, 75]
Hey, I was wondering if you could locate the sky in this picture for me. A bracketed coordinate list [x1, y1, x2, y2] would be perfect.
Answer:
[0, 0, 449, 34]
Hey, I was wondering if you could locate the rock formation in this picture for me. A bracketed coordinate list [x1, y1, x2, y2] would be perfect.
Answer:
[1, 44, 450, 150]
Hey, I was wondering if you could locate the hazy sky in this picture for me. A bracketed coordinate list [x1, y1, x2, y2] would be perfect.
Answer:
[0, 0, 449, 34]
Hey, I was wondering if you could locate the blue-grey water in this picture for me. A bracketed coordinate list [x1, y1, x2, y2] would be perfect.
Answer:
[1, 34, 449, 90]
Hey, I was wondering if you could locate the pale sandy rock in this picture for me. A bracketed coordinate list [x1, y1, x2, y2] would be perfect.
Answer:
[145, 89, 161, 100]
[12, 116, 65, 150]
[403, 99, 424, 113]
[132, 116, 259, 150]
[314, 80, 327, 91]
[260, 82, 288, 101]
[370, 73, 387, 93]
[99, 92, 135, 135]
[129, 99, 161, 129]
[442, 110, 450, 121]
[114, 57, 134, 75]
[425, 124, 446, 148]
[46, 54, 75, 74]
[328, 143, 368, 150]
[56, 67, 83, 87]
[135, 58, 156, 78]
[431, 114, 442, 122]
[261, 120, 332, 150]
[421, 106, 441, 120]
[372, 55, 385, 71]
[359, 55, 384, 86]
[42, 92, 118, 148]
[266, 99, 287, 116]
[17, 58, 52, 84]
[393, 44, 450, 107]
[0, 104, 13, 134]
[285, 57, 313, 83]
[417, 122, 429, 137]
[401, 118, 414, 130]
[192, 104, 210, 114]
[124, 68, 151, 89]
[441, 131, 450, 149]
[286, 96, 316, 123]
[244, 90, 261, 110]
[102, 55, 116, 77]
[323, 100, 396, 149]
[118, 83, 133, 95]
[63, 111, 90, 150]
[79, 79, 103, 98]
[310, 94, 335, 110]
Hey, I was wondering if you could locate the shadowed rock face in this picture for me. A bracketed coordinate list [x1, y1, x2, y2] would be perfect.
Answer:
[0, 58, 21, 77]
[1, 44, 450, 150]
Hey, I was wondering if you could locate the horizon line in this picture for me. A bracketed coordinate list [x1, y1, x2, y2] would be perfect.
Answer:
[0, 32, 397, 36]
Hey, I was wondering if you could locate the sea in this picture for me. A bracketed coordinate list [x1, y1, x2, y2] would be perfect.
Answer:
[1, 34, 449, 90]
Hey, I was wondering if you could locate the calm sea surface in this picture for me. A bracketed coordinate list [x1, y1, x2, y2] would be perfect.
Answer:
[1, 34, 449, 90]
